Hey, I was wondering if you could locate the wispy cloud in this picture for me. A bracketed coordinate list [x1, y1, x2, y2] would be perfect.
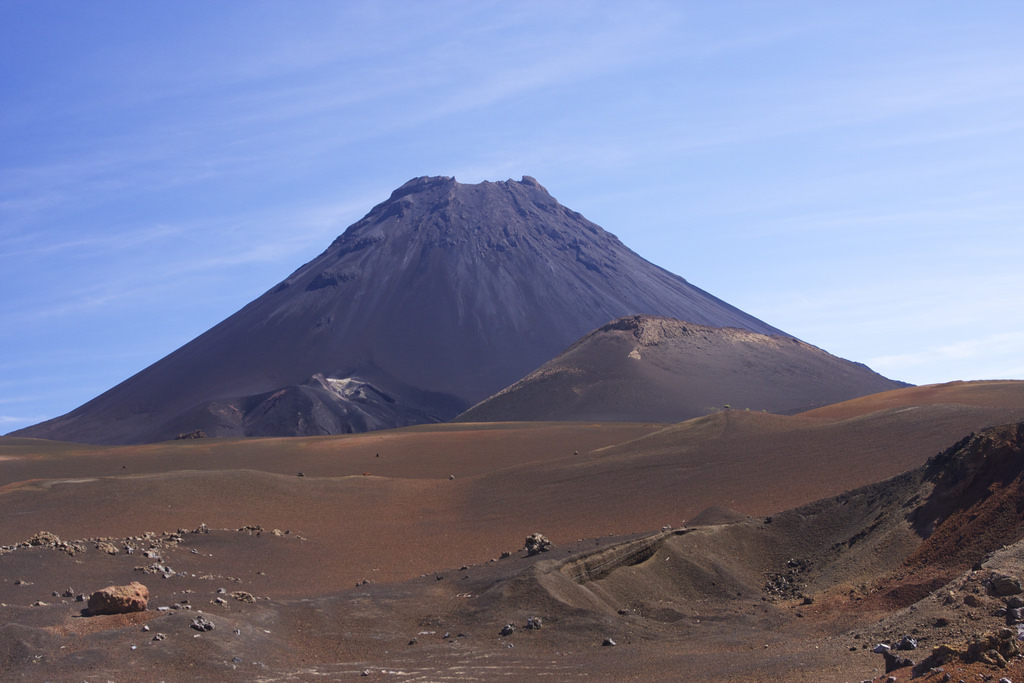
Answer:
[867, 331, 1024, 383]
[0, 415, 49, 428]
[1, 222, 190, 260]
[0, 191, 375, 329]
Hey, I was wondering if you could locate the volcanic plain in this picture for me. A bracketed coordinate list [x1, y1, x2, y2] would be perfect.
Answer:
[4, 380, 1024, 681]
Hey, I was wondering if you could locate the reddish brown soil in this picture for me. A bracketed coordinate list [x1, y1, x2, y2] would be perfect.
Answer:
[3, 381, 1024, 681]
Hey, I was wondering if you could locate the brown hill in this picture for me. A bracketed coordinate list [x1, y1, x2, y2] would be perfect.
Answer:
[457, 314, 908, 423]
[2, 381, 1024, 680]
[13, 176, 797, 445]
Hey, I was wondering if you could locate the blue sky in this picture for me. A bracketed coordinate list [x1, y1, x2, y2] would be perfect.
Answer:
[2, 1, 1023, 433]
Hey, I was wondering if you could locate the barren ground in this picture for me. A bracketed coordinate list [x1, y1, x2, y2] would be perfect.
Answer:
[3, 381, 1024, 681]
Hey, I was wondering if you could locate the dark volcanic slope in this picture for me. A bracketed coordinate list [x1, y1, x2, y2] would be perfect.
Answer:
[458, 314, 908, 422]
[15, 176, 791, 445]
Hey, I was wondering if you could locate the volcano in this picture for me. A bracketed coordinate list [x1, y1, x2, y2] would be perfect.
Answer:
[15, 176, 900, 444]
[458, 314, 907, 423]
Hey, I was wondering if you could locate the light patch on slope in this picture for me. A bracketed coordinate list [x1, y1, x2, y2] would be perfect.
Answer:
[321, 377, 370, 399]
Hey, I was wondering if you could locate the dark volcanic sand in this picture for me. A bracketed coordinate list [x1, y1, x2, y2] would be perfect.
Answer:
[3, 381, 1024, 681]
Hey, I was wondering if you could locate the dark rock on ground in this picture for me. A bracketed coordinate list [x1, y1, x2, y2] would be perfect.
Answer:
[883, 649, 914, 673]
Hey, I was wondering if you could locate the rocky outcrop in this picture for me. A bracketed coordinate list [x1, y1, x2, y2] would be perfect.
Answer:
[524, 533, 553, 556]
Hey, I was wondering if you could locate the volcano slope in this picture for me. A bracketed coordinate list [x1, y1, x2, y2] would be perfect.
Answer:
[16, 175, 819, 445]
[458, 314, 907, 423]
[2, 380, 1024, 681]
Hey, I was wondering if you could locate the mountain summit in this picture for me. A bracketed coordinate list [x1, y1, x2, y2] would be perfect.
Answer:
[15, 176, 887, 444]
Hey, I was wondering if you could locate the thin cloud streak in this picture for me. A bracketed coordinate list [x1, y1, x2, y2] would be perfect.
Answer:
[1, 195, 372, 328]
[0, 415, 48, 426]
[868, 332, 1024, 384]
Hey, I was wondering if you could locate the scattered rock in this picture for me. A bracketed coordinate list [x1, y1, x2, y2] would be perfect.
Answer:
[526, 616, 543, 630]
[231, 591, 256, 603]
[88, 582, 149, 615]
[524, 532, 552, 556]
[912, 643, 960, 676]
[965, 628, 1019, 667]
[897, 635, 918, 651]
[29, 531, 61, 547]
[135, 562, 175, 577]
[883, 649, 914, 673]
[95, 541, 119, 555]
[190, 615, 215, 632]
[175, 429, 207, 440]
[602, 638, 616, 647]
[992, 574, 1022, 596]
[764, 558, 811, 599]
[500, 623, 515, 636]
